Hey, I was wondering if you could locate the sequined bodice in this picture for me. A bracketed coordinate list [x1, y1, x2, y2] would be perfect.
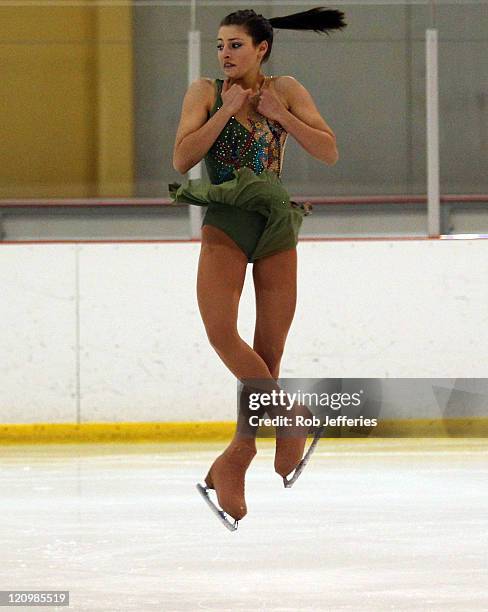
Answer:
[204, 78, 288, 185]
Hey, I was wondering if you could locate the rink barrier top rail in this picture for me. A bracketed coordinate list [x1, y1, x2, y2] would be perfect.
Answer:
[0, 194, 487, 208]
[0, 195, 487, 242]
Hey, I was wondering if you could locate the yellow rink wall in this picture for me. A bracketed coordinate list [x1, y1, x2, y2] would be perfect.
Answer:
[1, 5, 134, 198]
[1, 418, 488, 444]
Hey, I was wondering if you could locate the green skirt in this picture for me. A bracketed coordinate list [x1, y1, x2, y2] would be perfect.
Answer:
[168, 167, 312, 262]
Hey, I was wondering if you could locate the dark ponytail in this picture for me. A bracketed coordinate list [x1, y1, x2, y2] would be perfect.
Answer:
[269, 7, 347, 35]
[220, 7, 347, 64]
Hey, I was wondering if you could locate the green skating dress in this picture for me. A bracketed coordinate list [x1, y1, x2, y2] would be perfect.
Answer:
[168, 77, 312, 262]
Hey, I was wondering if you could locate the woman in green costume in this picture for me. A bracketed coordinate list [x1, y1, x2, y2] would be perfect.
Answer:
[171, 7, 346, 530]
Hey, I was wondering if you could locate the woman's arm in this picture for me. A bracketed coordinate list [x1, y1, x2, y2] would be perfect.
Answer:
[172, 79, 234, 175]
[274, 76, 338, 165]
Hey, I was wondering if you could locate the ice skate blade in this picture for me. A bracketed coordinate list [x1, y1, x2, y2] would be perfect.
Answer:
[282, 423, 326, 488]
[196, 483, 239, 532]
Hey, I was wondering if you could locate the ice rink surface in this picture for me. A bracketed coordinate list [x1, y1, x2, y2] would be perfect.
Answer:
[1, 438, 488, 612]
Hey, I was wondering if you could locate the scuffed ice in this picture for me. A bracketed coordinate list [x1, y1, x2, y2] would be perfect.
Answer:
[1, 439, 487, 611]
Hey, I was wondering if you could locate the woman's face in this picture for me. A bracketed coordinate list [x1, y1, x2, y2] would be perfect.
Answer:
[216, 25, 267, 77]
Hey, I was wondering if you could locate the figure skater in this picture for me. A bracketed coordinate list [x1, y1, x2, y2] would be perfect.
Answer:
[170, 7, 346, 530]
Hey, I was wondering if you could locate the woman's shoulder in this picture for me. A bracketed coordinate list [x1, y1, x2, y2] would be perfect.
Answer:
[189, 77, 218, 112]
[267, 75, 300, 108]
[269, 75, 302, 93]
[187, 77, 216, 98]
[199, 76, 224, 88]
[192, 77, 219, 93]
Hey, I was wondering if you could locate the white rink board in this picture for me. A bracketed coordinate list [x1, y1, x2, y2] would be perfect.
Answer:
[0, 245, 77, 420]
[1, 239, 488, 422]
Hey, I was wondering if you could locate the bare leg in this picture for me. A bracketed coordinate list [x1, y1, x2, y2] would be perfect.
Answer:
[197, 225, 286, 418]
[252, 248, 312, 476]
[197, 225, 277, 520]
[252, 247, 298, 381]
[197, 227, 278, 383]
[197, 228, 309, 520]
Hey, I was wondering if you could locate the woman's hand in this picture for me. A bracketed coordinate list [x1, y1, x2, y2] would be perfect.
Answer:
[256, 85, 287, 123]
[221, 79, 253, 115]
